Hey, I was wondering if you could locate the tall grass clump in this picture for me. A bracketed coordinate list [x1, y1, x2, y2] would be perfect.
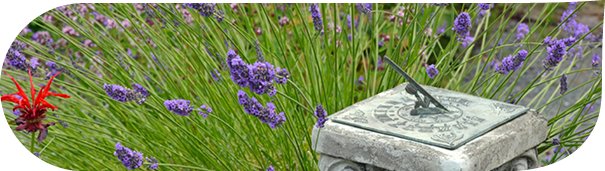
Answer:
[1, 2, 602, 170]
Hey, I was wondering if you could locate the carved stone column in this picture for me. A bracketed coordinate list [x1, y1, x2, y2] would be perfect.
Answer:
[491, 148, 539, 171]
[318, 154, 389, 171]
[319, 148, 538, 171]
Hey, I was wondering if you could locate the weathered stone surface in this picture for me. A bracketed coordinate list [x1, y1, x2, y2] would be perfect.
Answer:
[491, 149, 538, 171]
[312, 84, 548, 171]
[318, 148, 538, 171]
[330, 83, 530, 150]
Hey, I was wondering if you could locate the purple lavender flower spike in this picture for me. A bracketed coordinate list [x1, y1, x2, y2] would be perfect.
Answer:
[357, 76, 364, 85]
[249, 61, 277, 96]
[131, 83, 149, 97]
[592, 53, 601, 75]
[6, 41, 32, 72]
[214, 9, 225, 22]
[584, 104, 594, 114]
[114, 142, 144, 170]
[146, 157, 159, 170]
[183, 3, 216, 17]
[562, 37, 576, 47]
[237, 90, 285, 128]
[198, 104, 213, 118]
[164, 99, 194, 116]
[452, 12, 472, 41]
[315, 104, 329, 128]
[13, 110, 21, 116]
[426, 64, 439, 78]
[238, 90, 262, 116]
[559, 2, 587, 38]
[560, 74, 567, 95]
[104, 84, 129, 102]
[506, 95, 517, 104]
[266, 165, 275, 171]
[347, 15, 352, 29]
[275, 67, 291, 84]
[478, 3, 492, 11]
[552, 138, 560, 145]
[270, 112, 286, 129]
[573, 23, 589, 38]
[46, 61, 57, 69]
[229, 57, 253, 88]
[543, 36, 552, 46]
[543, 38, 568, 70]
[356, 3, 372, 15]
[264, 103, 280, 124]
[309, 4, 323, 32]
[377, 56, 385, 71]
[462, 36, 474, 48]
[150, 52, 166, 70]
[226, 49, 239, 69]
[436, 21, 447, 35]
[496, 49, 527, 74]
[211, 69, 221, 82]
[254, 40, 265, 62]
[517, 23, 530, 40]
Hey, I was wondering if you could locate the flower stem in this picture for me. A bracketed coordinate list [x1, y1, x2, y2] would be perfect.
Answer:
[276, 90, 313, 114]
[30, 132, 35, 153]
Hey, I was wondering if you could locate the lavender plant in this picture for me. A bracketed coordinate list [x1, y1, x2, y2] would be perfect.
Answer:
[1, 2, 601, 170]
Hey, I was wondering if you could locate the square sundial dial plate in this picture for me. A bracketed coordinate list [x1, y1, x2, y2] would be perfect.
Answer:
[330, 83, 530, 150]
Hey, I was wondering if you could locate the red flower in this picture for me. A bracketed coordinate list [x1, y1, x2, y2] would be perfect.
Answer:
[1, 70, 70, 144]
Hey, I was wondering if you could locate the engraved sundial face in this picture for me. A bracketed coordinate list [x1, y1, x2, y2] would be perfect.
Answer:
[330, 56, 529, 149]
[394, 102, 463, 123]
[330, 83, 529, 150]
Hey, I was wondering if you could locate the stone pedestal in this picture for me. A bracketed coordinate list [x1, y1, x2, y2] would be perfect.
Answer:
[312, 83, 548, 171]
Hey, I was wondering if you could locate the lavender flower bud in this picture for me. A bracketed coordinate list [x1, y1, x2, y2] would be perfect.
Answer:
[560, 74, 567, 94]
[164, 99, 194, 116]
[452, 12, 472, 41]
[517, 23, 529, 40]
[314, 104, 329, 128]
[426, 64, 439, 78]
[309, 4, 323, 32]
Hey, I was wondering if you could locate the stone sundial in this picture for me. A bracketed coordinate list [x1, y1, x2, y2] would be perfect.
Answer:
[330, 56, 530, 149]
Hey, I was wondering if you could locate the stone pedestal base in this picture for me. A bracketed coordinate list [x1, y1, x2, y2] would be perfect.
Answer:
[318, 148, 538, 171]
[490, 148, 538, 171]
[312, 109, 547, 171]
[312, 83, 548, 171]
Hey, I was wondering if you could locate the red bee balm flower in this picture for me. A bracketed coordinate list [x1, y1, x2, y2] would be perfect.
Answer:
[1, 70, 70, 144]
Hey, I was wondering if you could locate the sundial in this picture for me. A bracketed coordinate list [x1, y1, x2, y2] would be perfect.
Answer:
[331, 56, 529, 149]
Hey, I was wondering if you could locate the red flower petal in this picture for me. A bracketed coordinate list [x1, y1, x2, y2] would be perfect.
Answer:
[12, 105, 25, 112]
[3, 72, 30, 108]
[17, 98, 31, 111]
[47, 92, 70, 98]
[39, 100, 58, 111]
[1, 94, 20, 104]
[33, 72, 63, 108]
